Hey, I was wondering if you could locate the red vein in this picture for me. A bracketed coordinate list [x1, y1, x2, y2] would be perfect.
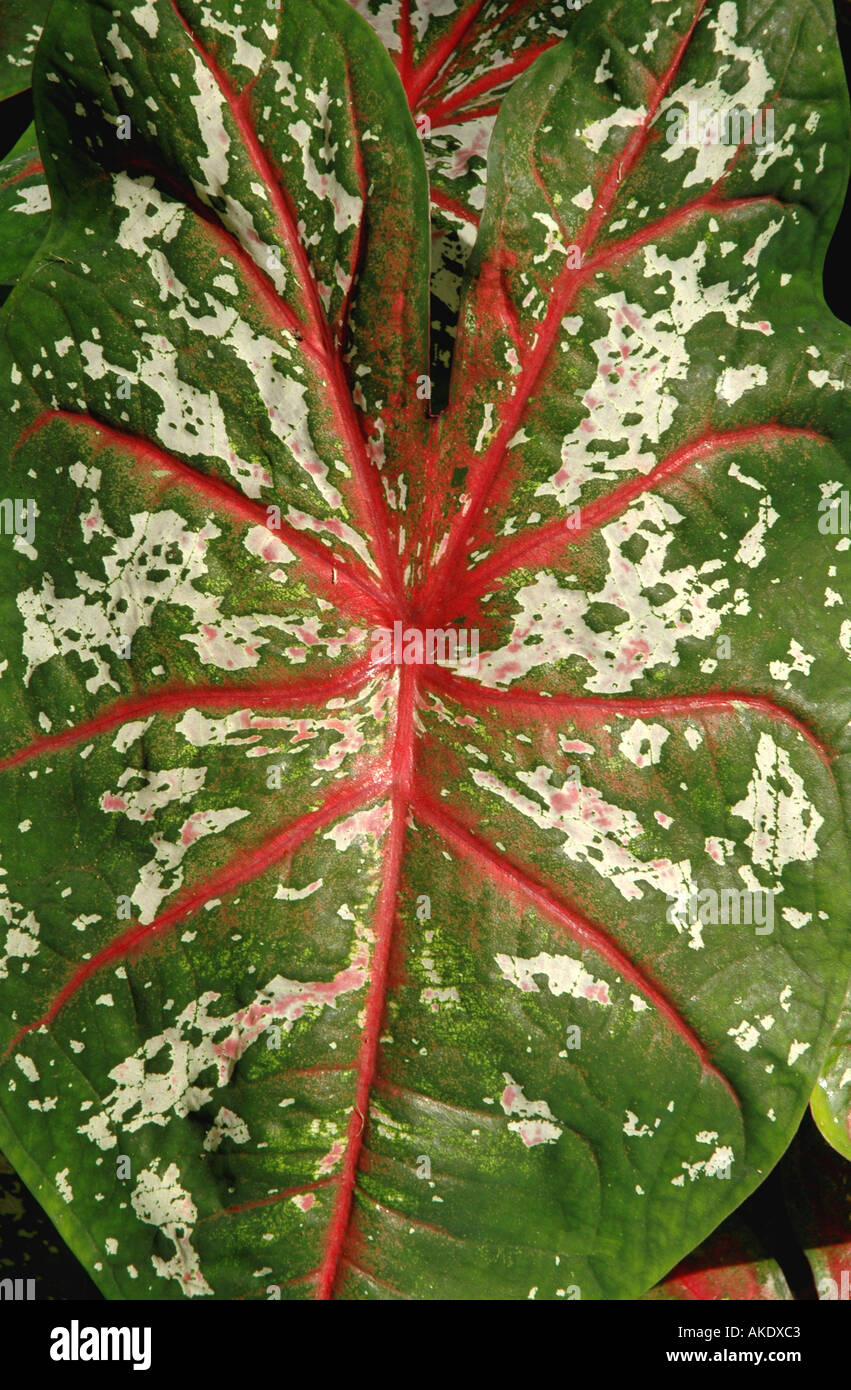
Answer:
[338, 1261, 411, 1298]
[317, 664, 417, 1300]
[167, 0, 406, 611]
[20, 409, 391, 620]
[0, 659, 376, 773]
[435, 99, 502, 125]
[564, 3, 710, 253]
[2, 771, 387, 1061]
[0, 156, 44, 191]
[423, 669, 837, 770]
[442, 423, 824, 614]
[414, 791, 739, 1105]
[422, 41, 561, 126]
[168, 1, 321, 335]
[406, 0, 490, 109]
[420, 0, 711, 614]
[200, 1177, 334, 1224]
[584, 191, 789, 277]
[400, 0, 415, 94]
[364, 1192, 463, 1242]
[430, 185, 480, 226]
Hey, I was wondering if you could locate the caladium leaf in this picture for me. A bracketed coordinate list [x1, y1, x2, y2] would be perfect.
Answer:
[349, 0, 584, 406]
[0, 0, 850, 1303]
[0, 128, 49, 295]
[0, 0, 52, 103]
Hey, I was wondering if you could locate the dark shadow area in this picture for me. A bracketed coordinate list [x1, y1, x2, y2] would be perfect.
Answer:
[0, 88, 33, 162]
[825, 0, 851, 323]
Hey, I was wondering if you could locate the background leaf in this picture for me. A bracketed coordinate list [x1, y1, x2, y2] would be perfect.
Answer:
[349, 0, 587, 407]
[0, 0, 52, 102]
[784, 1113, 851, 1298]
[0, 127, 49, 302]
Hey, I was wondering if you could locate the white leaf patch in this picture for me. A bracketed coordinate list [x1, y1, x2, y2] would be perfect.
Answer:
[731, 734, 823, 879]
[500, 1074, 563, 1147]
[475, 495, 730, 691]
[495, 951, 612, 1006]
[77, 943, 369, 1151]
[130, 1161, 212, 1298]
[472, 762, 694, 905]
[619, 720, 670, 768]
[11, 185, 50, 216]
[0, 868, 40, 980]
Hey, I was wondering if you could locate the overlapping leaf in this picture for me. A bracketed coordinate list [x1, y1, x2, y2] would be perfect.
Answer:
[0, 127, 49, 297]
[0, 7, 51, 302]
[0, 0, 849, 1303]
[349, 0, 583, 404]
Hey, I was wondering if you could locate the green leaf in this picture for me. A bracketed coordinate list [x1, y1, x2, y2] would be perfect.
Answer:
[0, 0, 60, 295]
[0, 127, 49, 292]
[0, 0, 850, 1302]
[0, 1, 52, 102]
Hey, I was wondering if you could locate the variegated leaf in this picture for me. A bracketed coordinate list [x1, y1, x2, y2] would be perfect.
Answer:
[0, 127, 49, 297]
[0, 0, 849, 1304]
[0, 0, 51, 102]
